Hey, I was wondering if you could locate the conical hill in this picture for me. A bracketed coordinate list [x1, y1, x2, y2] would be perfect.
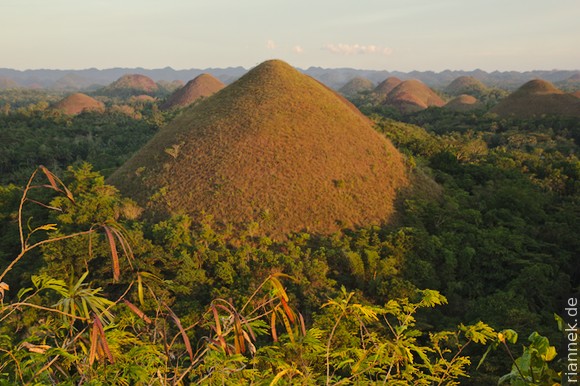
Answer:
[100, 74, 158, 97]
[384, 80, 445, 112]
[374, 77, 402, 97]
[444, 95, 483, 112]
[491, 79, 580, 118]
[52, 93, 105, 115]
[161, 73, 225, 110]
[339, 77, 374, 97]
[109, 60, 409, 237]
[445, 76, 487, 96]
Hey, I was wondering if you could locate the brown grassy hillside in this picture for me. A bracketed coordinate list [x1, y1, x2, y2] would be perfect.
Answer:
[109, 59, 409, 238]
[444, 94, 483, 112]
[374, 77, 402, 97]
[52, 93, 105, 115]
[384, 80, 445, 112]
[491, 79, 580, 118]
[161, 74, 225, 110]
[101, 74, 159, 96]
[445, 76, 487, 96]
[338, 77, 374, 97]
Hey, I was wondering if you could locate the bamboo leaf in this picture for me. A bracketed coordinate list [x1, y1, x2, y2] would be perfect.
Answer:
[271, 310, 278, 343]
[280, 296, 295, 324]
[103, 226, 120, 281]
[165, 303, 194, 361]
[93, 314, 114, 364]
[123, 299, 152, 324]
[137, 273, 144, 306]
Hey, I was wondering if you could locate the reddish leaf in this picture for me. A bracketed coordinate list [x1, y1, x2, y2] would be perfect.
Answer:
[164, 303, 194, 362]
[123, 299, 152, 324]
[103, 226, 120, 281]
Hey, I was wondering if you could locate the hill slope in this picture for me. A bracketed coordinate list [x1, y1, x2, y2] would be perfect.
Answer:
[161, 73, 225, 110]
[109, 60, 409, 237]
[491, 79, 580, 118]
[374, 77, 402, 97]
[444, 94, 483, 112]
[52, 93, 105, 115]
[384, 80, 445, 112]
[99, 74, 159, 97]
[338, 77, 374, 97]
[445, 76, 487, 96]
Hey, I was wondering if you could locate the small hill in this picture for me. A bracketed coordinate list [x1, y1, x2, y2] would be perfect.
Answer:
[491, 79, 580, 118]
[100, 74, 159, 97]
[338, 77, 374, 97]
[109, 59, 409, 238]
[0, 77, 19, 89]
[374, 77, 402, 97]
[161, 74, 225, 110]
[444, 95, 483, 112]
[572, 91, 580, 99]
[445, 76, 487, 97]
[384, 80, 445, 112]
[52, 93, 105, 115]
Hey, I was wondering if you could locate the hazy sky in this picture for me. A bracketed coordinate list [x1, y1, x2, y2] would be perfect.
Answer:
[2, 0, 579, 71]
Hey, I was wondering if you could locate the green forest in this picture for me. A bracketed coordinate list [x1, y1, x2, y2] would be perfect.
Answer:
[0, 88, 578, 385]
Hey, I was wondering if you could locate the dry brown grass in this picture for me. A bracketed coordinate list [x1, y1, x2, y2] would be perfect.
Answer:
[384, 80, 445, 112]
[444, 95, 483, 112]
[491, 79, 580, 118]
[109, 59, 409, 238]
[104, 74, 158, 94]
[373, 77, 402, 97]
[161, 74, 225, 110]
[52, 93, 105, 115]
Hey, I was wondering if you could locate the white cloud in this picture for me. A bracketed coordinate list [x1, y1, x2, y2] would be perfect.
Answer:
[266, 39, 277, 50]
[293, 45, 304, 54]
[322, 43, 393, 56]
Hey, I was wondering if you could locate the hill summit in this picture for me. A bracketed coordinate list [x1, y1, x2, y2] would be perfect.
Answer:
[52, 93, 105, 115]
[338, 77, 374, 97]
[445, 76, 487, 96]
[161, 73, 225, 110]
[109, 59, 409, 237]
[491, 79, 580, 118]
[100, 74, 159, 97]
[444, 95, 483, 112]
[374, 77, 402, 97]
[384, 80, 445, 112]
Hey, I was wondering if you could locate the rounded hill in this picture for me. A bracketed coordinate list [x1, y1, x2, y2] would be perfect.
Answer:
[338, 77, 374, 97]
[100, 74, 159, 97]
[109, 59, 409, 238]
[374, 77, 402, 97]
[52, 93, 105, 115]
[444, 95, 483, 112]
[445, 76, 487, 96]
[491, 79, 580, 118]
[384, 80, 445, 112]
[161, 73, 225, 110]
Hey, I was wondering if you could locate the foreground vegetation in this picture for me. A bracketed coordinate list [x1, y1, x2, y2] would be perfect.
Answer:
[0, 90, 578, 384]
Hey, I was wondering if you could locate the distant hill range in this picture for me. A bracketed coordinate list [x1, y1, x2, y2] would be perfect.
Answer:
[0, 66, 578, 91]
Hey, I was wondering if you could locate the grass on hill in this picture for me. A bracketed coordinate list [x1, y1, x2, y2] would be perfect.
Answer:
[109, 60, 410, 238]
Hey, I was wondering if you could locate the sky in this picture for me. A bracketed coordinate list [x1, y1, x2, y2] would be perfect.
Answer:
[1, 0, 579, 72]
